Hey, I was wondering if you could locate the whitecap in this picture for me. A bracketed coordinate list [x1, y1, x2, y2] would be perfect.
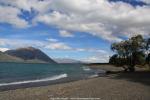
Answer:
[0, 73, 67, 86]
[88, 74, 99, 78]
[82, 66, 91, 71]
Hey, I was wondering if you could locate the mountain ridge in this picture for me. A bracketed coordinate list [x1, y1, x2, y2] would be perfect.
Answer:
[1, 47, 56, 63]
[0, 51, 23, 62]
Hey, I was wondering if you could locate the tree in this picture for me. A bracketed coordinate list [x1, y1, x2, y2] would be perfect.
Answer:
[110, 35, 146, 72]
[109, 54, 128, 66]
[145, 38, 150, 51]
[146, 53, 150, 66]
[109, 54, 118, 65]
[145, 38, 150, 66]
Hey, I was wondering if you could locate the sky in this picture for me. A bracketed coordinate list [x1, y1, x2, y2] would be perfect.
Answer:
[0, 0, 150, 63]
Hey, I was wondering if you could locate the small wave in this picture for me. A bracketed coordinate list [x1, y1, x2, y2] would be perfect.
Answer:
[0, 74, 67, 87]
[88, 74, 99, 78]
[82, 66, 91, 71]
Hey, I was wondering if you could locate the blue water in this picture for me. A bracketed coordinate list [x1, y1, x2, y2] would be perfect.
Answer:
[0, 62, 99, 86]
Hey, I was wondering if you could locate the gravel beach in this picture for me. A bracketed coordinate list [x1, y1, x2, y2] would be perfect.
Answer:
[0, 65, 149, 100]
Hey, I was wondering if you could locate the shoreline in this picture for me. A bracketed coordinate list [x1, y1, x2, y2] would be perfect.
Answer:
[0, 73, 102, 92]
[0, 76, 94, 92]
[0, 64, 149, 100]
[0, 64, 107, 91]
[0, 72, 149, 100]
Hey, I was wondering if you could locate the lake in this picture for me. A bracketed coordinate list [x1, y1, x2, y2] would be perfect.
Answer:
[0, 62, 104, 90]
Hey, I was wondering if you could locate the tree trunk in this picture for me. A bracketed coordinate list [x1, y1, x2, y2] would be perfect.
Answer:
[128, 52, 135, 72]
[128, 65, 135, 72]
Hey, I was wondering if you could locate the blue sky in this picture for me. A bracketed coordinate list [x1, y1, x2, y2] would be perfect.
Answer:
[0, 0, 150, 63]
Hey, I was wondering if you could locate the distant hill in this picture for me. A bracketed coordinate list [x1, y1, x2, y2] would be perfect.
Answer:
[0, 51, 23, 62]
[54, 58, 82, 63]
[4, 47, 56, 63]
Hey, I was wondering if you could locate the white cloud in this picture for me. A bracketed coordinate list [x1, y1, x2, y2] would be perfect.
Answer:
[46, 38, 59, 42]
[0, 0, 31, 11]
[0, 6, 28, 28]
[0, 0, 51, 13]
[81, 52, 110, 63]
[78, 48, 111, 63]
[34, 0, 150, 41]
[0, 0, 150, 41]
[142, 0, 150, 4]
[0, 47, 9, 52]
[59, 30, 74, 37]
[45, 42, 72, 50]
[0, 38, 45, 48]
[75, 48, 86, 52]
[0, 0, 51, 28]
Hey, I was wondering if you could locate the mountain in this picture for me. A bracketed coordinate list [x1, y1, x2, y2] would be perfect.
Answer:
[5, 47, 56, 63]
[54, 58, 82, 63]
[0, 51, 23, 62]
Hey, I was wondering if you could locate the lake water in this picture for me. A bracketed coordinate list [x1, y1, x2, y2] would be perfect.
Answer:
[0, 62, 105, 89]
